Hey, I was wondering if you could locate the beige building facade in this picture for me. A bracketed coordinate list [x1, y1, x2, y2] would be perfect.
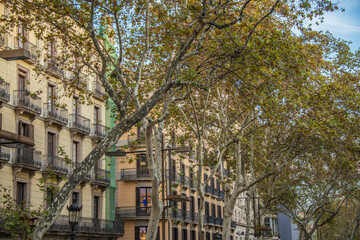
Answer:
[0, 3, 123, 239]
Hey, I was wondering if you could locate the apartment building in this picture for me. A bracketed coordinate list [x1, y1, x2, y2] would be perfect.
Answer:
[115, 129, 238, 240]
[0, 4, 123, 239]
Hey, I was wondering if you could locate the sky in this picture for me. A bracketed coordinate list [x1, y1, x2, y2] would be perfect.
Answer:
[311, 0, 360, 51]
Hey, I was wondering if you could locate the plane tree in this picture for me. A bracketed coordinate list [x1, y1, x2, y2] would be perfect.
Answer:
[0, 0, 349, 239]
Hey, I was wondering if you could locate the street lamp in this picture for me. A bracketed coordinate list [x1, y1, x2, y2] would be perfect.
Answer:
[214, 233, 222, 240]
[67, 203, 82, 240]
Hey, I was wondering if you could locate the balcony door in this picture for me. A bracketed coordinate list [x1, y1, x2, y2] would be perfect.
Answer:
[72, 97, 79, 125]
[47, 84, 55, 113]
[136, 154, 148, 177]
[190, 196, 195, 219]
[136, 187, 152, 216]
[47, 132, 56, 166]
[72, 141, 79, 168]
[18, 21, 28, 49]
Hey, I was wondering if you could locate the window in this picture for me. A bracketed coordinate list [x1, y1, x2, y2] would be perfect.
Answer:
[72, 141, 79, 168]
[72, 192, 79, 205]
[172, 227, 179, 240]
[211, 203, 216, 217]
[93, 196, 100, 219]
[47, 132, 55, 156]
[94, 106, 100, 123]
[16, 182, 26, 210]
[190, 230, 196, 240]
[136, 187, 152, 215]
[73, 97, 79, 115]
[136, 154, 147, 169]
[18, 71, 27, 91]
[136, 227, 160, 240]
[182, 229, 188, 240]
[206, 232, 210, 240]
[49, 40, 56, 58]
[205, 201, 209, 216]
[18, 21, 28, 49]
[46, 185, 56, 205]
[47, 132, 56, 166]
[217, 205, 222, 218]
[48, 84, 55, 111]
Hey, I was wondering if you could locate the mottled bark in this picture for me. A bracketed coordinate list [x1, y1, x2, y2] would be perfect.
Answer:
[145, 125, 163, 240]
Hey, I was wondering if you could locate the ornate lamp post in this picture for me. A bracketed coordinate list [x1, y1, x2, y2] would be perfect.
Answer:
[67, 203, 82, 240]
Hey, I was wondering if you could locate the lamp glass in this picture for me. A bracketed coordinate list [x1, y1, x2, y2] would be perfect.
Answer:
[67, 203, 82, 224]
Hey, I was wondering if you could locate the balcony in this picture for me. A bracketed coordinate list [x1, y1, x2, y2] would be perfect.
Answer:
[189, 178, 197, 191]
[43, 155, 69, 176]
[92, 81, 106, 101]
[49, 215, 124, 238]
[0, 80, 10, 106]
[91, 168, 110, 189]
[127, 135, 146, 148]
[215, 217, 223, 226]
[0, 146, 10, 168]
[117, 168, 150, 181]
[43, 103, 68, 127]
[45, 59, 64, 78]
[68, 72, 88, 90]
[170, 208, 183, 221]
[0, 116, 34, 147]
[91, 123, 108, 140]
[231, 220, 237, 229]
[206, 215, 215, 225]
[0, 38, 37, 64]
[69, 114, 91, 136]
[116, 206, 151, 220]
[180, 175, 190, 189]
[13, 90, 42, 117]
[12, 147, 42, 171]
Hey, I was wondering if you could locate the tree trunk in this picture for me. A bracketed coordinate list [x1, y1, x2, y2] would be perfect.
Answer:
[245, 190, 253, 240]
[197, 140, 205, 240]
[222, 186, 237, 240]
[145, 121, 164, 240]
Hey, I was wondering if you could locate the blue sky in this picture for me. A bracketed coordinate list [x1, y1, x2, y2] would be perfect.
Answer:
[311, 0, 360, 51]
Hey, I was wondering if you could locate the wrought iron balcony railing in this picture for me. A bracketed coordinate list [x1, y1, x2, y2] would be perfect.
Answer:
[91, 123, 108, 139]
[45, 59, 64, 78]
[0, 146, 10, 165]
[231, 220, 237, 228]
[15, 40, 37, 63]
[49, 215, 124, 237]
[43, 155, 68, 175]
[69, 114, 91, 134]
[13, 147, 42, 169]
[43, 103, 68, 125]
[92, 168, 110, 185]
[13, 90, 42, 115]
[116, 206, 151, 219]
[215, 217, 223, 226]
[0, 80, 10, 102]
[118, 168, 150, 181]
[92, 81, 105, 99]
